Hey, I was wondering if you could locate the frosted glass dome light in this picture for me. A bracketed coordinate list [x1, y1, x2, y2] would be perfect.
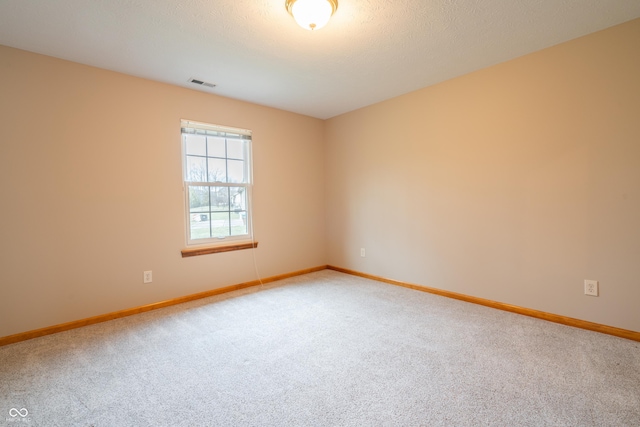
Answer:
[286, 0, 338, 31]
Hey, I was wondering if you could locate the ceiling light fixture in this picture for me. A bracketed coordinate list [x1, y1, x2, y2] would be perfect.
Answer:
[285, 0, 338, 31]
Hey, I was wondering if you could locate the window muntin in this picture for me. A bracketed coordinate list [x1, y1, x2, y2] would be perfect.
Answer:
[181, 120, 252, 246]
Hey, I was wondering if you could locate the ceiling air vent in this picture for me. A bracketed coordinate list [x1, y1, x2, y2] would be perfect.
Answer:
[188, 78, 216, 88]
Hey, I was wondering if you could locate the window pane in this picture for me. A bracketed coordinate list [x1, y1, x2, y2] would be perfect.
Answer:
[208, 158, 226, 182]
[229, 187, 246, 211]
[231, 211, 247, 236]
[186, 156, 207, 182]
[189, 186, 210, 212]
[189, 185, 212, 240]
[185, 135, 206, 156]
[230, 187, 248, 236]
[207, 137, 226, 158]
[227, 139, 244, 160]
[228, 160, 245, 183]
[210, 187, 229, 211]
[190, 213, 212, 240]
[210, 212, 230, 238]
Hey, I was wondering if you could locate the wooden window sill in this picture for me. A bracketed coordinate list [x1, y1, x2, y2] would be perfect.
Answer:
[181, 241, 258, 258]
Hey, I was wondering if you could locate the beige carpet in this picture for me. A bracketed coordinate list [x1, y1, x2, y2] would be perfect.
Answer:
[1, 270, 639, 426]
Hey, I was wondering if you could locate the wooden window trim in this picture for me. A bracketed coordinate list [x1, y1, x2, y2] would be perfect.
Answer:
[181, 241, 258, 258]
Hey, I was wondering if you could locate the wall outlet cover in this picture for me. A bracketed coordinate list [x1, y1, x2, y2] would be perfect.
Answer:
[584, 280, 598, 296]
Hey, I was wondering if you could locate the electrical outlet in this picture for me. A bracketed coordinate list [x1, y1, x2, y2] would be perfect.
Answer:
[584, 280, 598, 296]
[360, 248, 365, 257]
[144, 271, 153, 284]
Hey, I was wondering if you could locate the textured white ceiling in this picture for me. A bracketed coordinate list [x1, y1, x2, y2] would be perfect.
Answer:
[1, 0, 639, 119]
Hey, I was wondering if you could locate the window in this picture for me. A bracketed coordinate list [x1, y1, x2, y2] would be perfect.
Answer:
[181, 120, 252, 246]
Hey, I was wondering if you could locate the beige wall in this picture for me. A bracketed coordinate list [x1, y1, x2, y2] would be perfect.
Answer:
[325, 19, 640, 332]
[0, 46, 326, 337]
